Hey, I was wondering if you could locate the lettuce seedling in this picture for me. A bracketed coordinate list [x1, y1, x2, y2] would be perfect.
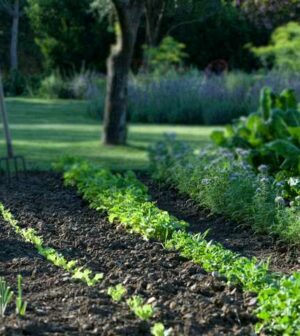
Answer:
[151, 323, 173, 336]
[107, 284, 127, 302]
[127, 295, 154, 321]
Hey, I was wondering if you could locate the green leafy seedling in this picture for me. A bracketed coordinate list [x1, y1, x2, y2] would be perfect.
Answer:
[72, 268, 103, 286]
[151, 323, 173, 336]
[16, 275, 27, 317]
[0, 277, 14, 317]
[107, 284, 127, 302]
[127, 295, 154, 321]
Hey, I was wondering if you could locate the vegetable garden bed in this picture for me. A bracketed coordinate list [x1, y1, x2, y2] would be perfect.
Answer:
[139, 174, 300, 275]
[0, 172, 256, 335]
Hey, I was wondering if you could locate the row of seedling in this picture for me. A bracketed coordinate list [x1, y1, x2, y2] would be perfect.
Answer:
[61, 159, 300, 335]
[0, 204, 171, 335]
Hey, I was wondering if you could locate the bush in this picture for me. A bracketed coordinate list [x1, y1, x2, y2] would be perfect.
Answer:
[3, 70, 27, 96]
[251, 22, 300, 71]
[38, 72, 71, 99]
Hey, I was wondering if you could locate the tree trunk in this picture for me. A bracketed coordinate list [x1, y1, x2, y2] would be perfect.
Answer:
[144, 0, 166, 47]
[103, 0, 144, 145]
[10, 0, 20, 72]
[0, 69, 14, 158]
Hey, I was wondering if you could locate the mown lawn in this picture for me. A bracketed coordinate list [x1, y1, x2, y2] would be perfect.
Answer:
[0, 98, 218, 170]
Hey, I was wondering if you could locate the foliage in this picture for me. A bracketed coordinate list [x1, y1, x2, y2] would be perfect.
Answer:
[211, 87, 300, 202]
[251, 22, 300, 71]
[127, 296, 154, 321]
[88, 70, 257, 125]
[107, 284, 127, 302]
[150, 134, 300, 243]
[62, 158, 300, 334]
[0, 277, 13, 317]
[236, 0, 300, 30]
[62, 160, 188, 240]
[72, 268, 103, 287]
[16, 275, 27, 317]
[151, 323, 172, 336]
[87, 70, 300, 126]
[144, 36, 187, 74]
[25, 0, 112, 72]
[38, 72, 70, 99]
[255, 273, 300, 335]
[0, 204, 103, 287]
[38, 70, 101, 99]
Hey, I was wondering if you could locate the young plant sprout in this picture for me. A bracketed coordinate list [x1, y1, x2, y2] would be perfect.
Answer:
[0, 277, 13, 317]
[127, 295, 154, 321]
[107, 284, 127, 302]
[151, 323, 173, 336]
[16, 275, 27, 316]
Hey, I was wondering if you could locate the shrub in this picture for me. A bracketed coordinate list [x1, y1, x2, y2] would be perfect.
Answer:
[251, 22, 300, 71]
[39, 72, 71, 99]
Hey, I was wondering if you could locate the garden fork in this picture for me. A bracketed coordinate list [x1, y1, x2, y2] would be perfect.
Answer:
[0, 69, 26, 180]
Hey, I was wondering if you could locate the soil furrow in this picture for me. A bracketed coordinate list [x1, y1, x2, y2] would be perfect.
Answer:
[0, 173, 256, 335]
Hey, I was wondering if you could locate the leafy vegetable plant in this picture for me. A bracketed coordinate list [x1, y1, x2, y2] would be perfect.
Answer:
[151, 322, 173, 336]
[211, 87, 300, 176]
[107, 284, 127, 302]
[0, 277, 13, 317]
[127, 296, 154, 321]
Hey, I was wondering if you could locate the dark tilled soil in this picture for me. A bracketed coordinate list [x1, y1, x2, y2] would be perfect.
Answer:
[139, 175, 300, 274]
[0, 173, 257, 336]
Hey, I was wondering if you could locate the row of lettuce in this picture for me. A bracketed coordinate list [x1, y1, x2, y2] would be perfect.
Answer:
[150, 88, 300, 245]
[0, 204, 169, 336]
[57, 158, 299, 335]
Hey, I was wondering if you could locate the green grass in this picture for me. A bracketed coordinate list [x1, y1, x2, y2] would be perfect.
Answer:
[0, 98, 216, 170]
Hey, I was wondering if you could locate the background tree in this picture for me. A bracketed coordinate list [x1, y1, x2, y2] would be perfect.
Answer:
[0, 0, 26, 72]
[26, 0, 113, 72]
[234, 0, 300, 30]
[102, 0, 144, 145]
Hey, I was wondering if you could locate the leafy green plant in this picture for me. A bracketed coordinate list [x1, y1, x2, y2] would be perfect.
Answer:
[251, 22, 300, 71]
[151, 322, 172, 336]
[211, 87, 300, 176]
[72, 268, 103, 287]
[0, 277, 13, 317]
[107, 284, 127, 302]
[127, 296, 154, 321]
[16, 275, 27, 317]
[255, 273, 300, 335]
[144, 36, 187, 75]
